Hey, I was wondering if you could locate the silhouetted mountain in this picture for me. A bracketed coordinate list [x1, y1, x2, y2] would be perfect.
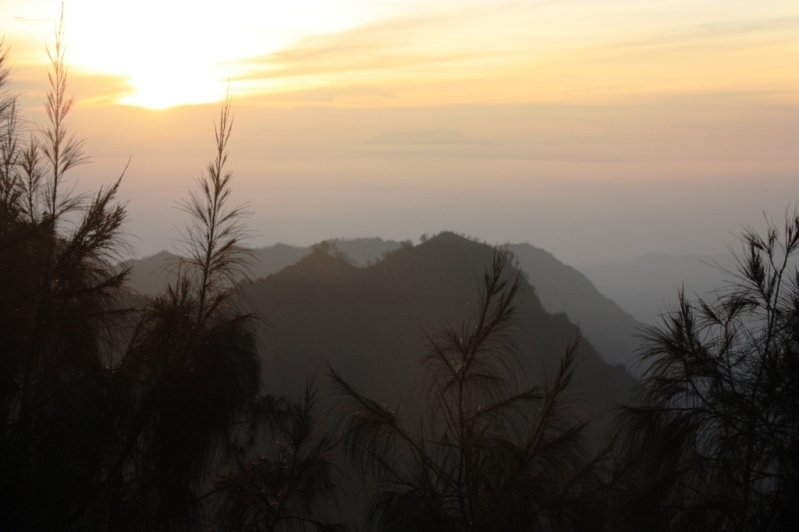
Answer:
[330, 237, 405, 265]
[124, 238, 642, 367]
[509, 243, 645, 367]
[124, 238, 403, 297]
[121, 234, 637, 528]
[250, 243, 311, 279]
[577, 252, 736, 324]
[241, 232, 634, 427]
[120, 250, 179, 296]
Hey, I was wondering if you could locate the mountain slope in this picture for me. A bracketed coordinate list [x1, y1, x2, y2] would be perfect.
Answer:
[124, 237, 643, 368]
[577, 252, 736, 324]
[123, 238, 402, 297]
[509, 243, 645, 367]
[241, 233, 634, 427]
[120, 250, 178, 296]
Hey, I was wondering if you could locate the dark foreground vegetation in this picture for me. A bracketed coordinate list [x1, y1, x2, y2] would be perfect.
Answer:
[1, 30, 798, 531]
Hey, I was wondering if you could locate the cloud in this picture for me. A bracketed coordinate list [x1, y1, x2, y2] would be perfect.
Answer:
[593, 16, 799, 57]
[230, 4, 525, 88]
[365, 129, 492, 146]
[226, 2, 799, 108]
[8, 63, 131, 109]
[237, 49, 502, 82]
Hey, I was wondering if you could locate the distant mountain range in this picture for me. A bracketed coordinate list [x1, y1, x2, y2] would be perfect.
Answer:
[123, 236, 645, 368]
[237, 233, 634, 431]
[232, 233, 638, 527]
[577, 252, 737, 325]
[123, 235, 749, 374]
[121, 238, 400, 297]
[508, 243, 643, 369]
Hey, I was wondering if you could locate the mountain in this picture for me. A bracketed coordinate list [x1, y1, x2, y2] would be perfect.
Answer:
[577, 252, 736, 325]
[124, 237, 645, 367]
[509, 243, 645, 367]
[240, 232, 635, 427]
[121, 250, 178, 296]
[250, 243, 311, 279]
[122, 238, 403, 297]
[329, 237, 405, 266]
[234, 232, 635, 528]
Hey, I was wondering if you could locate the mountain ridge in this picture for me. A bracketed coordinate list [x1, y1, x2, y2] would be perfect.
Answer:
[122, 234, 645, 367]
[241, 232, 635, 428]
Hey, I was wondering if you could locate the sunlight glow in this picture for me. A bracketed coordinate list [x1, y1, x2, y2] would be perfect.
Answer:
[68, 0, 389, 109]
[6, 0, 394, 109]
[3, 0, 798, 109]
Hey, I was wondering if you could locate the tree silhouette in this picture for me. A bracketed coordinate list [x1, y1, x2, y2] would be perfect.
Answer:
[41, 8, 87, 225]
[0, 25, 129, 529]
[610, 214, 799, 531]
[107, 95, 260, 530]
[213, 382, 341, 531]
[177, 95, 250, 321]
[331, 248, 603, 531]
[0, 29, 262, 530]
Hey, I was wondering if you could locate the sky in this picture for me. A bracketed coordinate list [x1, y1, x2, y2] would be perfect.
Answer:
[2, 0, 798, 264]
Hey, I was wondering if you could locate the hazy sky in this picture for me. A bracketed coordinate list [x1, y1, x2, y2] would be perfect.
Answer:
[3, 1, 798, 263]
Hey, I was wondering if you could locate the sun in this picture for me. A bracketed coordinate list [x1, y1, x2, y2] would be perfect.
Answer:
[10, 0, 418, 110]
[61, 1, 276, 109]
[107, 45, 238, 110]
[6, 0, 395, 110]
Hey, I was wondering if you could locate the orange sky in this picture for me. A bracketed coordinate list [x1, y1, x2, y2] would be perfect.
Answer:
[2, 1, 798, 262]
[6, 0, 798, 108]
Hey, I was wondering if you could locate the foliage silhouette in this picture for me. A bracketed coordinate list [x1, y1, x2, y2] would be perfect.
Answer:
[610, 213, 799, 531]
[331, 248, 604, 531]
[104, 91, 261, 531]
[213, 381, 342, 531]
[0, 27, 272, 530]
[0, 26, 129, 529]
[0, 27, 346, 528]
[177, 94, 251, 321]
[42, 7, 87, 225]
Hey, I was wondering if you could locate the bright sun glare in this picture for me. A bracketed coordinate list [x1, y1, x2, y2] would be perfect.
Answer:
[24, 0, 391, 110]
